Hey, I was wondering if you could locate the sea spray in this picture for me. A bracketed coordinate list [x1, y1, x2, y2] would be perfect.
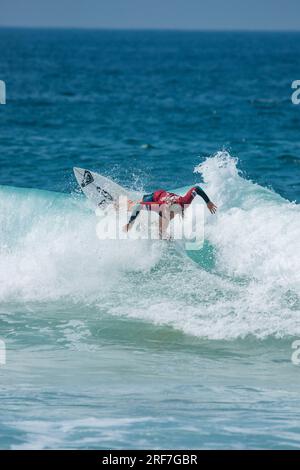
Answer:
[0, 153, 300, 339]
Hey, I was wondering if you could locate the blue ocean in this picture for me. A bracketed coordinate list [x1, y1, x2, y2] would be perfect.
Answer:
[0, 28, 300, 449]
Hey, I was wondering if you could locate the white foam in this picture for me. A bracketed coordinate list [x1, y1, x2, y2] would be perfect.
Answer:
[1, 152, 300, 339]
[0, 187, 161, 302]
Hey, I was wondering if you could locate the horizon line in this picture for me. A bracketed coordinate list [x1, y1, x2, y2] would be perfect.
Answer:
[0, 24, 300, 33]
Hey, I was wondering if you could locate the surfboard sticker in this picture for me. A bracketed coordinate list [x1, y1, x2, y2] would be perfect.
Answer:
[96, 187, 113, 206]
[81, 170, 94, 188]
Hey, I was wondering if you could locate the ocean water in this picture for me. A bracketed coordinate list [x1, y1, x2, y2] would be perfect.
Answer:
[0, 28, 300, 449]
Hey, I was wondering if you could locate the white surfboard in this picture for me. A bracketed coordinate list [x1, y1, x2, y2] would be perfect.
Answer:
[73, 167, 142, 208]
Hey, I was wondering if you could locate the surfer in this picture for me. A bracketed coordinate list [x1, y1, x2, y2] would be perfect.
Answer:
[123, 186, 217, 236]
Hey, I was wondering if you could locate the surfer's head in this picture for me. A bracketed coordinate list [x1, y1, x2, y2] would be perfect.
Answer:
[127, 199, 136, 210]
[111, 197, 136, 212]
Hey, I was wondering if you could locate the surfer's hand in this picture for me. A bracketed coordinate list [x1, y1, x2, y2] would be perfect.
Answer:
[207, 202, 217, 214]
[123, 224, 130, 232]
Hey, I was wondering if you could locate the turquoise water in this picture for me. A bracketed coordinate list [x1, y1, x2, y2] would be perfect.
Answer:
[0, 29, 300, 449]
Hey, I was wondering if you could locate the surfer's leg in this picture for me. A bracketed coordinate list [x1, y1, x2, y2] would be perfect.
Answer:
[158, 215, 168, 239]
[158, 206, 172, 239]
[126, 203, 142, 231]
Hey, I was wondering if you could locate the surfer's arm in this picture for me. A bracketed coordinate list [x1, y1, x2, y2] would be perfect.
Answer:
[206, 201, 217, 214]
[124, 203, 142, 231]
[124, 201, 163, 231]
[196, 187, 217, 214]
[194, 186, 210, 204]
[181, 186, 217, 214]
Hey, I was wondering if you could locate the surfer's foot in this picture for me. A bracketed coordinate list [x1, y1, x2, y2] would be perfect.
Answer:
[160, 233, 173, 241]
